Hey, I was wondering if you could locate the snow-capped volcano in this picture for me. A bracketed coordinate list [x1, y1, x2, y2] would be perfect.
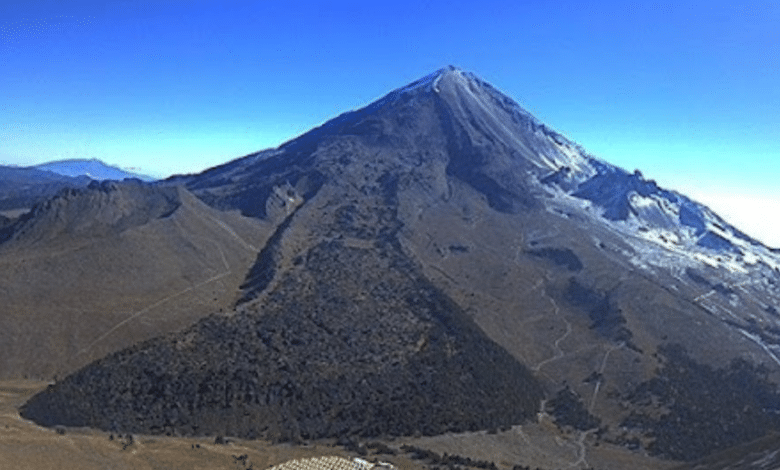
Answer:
[17, 66, 780, 465]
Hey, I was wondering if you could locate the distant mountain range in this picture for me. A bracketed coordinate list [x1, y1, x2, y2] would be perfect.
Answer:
[0, 165, 91, 211]
[8, 67, 780, 468]
[0, 159, 155, 211]
[34, 158, 155, 182]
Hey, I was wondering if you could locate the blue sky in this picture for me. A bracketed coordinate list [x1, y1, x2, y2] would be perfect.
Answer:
[1, 1, 779, 245]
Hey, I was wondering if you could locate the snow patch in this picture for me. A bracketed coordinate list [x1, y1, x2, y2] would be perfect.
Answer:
[433, 73, 443, 93]
[739, 329, 780, 366]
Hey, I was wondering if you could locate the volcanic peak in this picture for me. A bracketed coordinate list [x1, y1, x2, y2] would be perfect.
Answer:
[17, 67, 780, 465]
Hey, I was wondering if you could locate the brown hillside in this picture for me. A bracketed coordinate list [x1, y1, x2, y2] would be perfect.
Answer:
[0, 181, 270, 379]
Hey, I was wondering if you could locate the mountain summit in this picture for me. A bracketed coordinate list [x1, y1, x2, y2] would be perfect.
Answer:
[35, 158, 155, 182]
[20, 68, 780, 464]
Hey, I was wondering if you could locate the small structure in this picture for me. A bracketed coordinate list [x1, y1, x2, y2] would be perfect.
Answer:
[267, 456, 396, 470]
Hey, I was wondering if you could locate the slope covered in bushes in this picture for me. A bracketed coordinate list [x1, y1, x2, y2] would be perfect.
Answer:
[21, 237, 544, 441]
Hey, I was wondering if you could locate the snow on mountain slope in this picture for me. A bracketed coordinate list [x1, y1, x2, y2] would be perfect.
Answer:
[536, 148, 780, 273]
[422, 68, 779, 277]
[526, 118, 780, 365]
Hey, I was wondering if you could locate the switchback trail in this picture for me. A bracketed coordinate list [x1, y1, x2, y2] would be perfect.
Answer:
[533, 288, 571, 373]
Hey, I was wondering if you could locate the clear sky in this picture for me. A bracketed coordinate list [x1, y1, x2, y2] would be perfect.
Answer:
[1, 1, 779, 246]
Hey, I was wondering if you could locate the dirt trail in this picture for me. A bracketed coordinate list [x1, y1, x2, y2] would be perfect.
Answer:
[187, 204, 260, 253]
[567, 430, 593, 469]
[77, 236, 233, 357]
[589, 342, 623, 413]
[532, 290, 571, 372]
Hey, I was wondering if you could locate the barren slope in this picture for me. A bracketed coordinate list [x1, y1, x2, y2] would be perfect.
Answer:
[0, 180, 270, 379]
